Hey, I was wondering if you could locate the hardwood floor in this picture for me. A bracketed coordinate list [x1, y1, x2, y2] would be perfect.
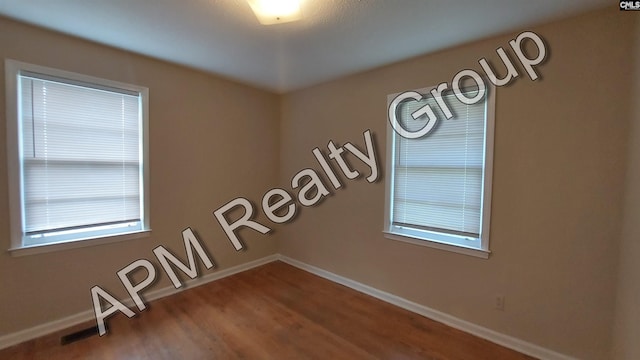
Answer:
[0, 261, 535, 359]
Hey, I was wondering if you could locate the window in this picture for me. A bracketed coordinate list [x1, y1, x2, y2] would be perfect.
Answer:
[5, 60, 150, 255]
[384, 84, 495, 258]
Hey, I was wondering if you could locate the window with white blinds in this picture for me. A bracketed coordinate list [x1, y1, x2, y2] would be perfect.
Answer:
[384, 86, 494, 257]
[6, 60, 150, 251]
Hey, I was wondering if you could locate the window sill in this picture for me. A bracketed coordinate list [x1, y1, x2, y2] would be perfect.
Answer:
[8, 230, 151, 257]
[383, 231, 490, 259]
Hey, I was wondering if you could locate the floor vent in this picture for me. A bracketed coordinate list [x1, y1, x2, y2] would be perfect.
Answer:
[60, 325, 103, 345]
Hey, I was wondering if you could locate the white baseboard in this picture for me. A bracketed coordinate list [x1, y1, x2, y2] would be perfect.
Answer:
[140, 254, 280, 304]
[277, 255, 576, 360]
[0, 253, 575, 360]
[0, 309, 96, 351]
[0, 254, 279, 350]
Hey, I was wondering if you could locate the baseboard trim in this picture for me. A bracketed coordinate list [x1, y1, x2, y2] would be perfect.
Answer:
[1, 253, 576, 360]
[277, 255, 576, 360]
[139, 253, 280, 305]
[0, 254, 279, 350]
[0, 309, 96, 351]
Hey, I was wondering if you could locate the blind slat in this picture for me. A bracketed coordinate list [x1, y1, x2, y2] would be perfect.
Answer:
[19, 75, 143, 235]
[392, 91, 486, 236]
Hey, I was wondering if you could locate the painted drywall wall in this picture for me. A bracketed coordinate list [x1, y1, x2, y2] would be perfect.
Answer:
[612, 14, 640, 360]
[2, 6, 637, 359]
[0, 17, 280, 336]
[279, 8, 633, 360]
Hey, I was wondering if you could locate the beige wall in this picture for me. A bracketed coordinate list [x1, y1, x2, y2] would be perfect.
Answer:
[279, 8, 633, 360]
[0, 17, 280, 335]
[612, 15, 640, 360]
[2, 6, 638, 359]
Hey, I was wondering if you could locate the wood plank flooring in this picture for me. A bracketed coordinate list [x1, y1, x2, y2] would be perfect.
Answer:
[0, 261, 535, 359]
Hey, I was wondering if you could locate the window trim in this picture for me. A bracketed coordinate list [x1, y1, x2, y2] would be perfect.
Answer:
[5, 59, 151, 256]
[383, 83, 495, 259]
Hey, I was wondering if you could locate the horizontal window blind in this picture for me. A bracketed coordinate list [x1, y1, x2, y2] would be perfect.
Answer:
[19, 74, 142, 239]
[392, 91, 486, 237]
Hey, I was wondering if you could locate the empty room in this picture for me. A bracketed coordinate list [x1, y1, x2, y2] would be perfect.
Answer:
[0, 1, 638, 359]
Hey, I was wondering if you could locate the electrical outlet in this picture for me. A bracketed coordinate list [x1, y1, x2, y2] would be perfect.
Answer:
[495, 295, 505, 311]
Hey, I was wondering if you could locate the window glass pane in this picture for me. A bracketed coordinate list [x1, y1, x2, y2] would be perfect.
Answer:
[19, 75, 142, 238]
[392, 92, 486, 236]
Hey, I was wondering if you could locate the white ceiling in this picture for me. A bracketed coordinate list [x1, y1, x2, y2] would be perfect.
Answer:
[0, 0, 610, 93]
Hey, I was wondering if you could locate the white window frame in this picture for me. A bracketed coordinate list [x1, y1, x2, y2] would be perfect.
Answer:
[383, 84, 495, 259]
[5, 59, 151, 256]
